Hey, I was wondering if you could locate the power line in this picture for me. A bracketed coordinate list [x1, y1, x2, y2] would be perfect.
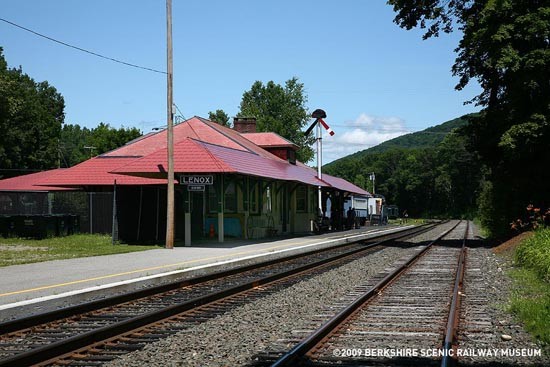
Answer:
[0, 17, 167, 75]
[173, 103, 187, 122]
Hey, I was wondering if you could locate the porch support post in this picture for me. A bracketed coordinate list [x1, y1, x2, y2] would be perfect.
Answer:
[244, 176, 250, 239]
[218, 174, 224, 243]
[184, 188, 191, 246]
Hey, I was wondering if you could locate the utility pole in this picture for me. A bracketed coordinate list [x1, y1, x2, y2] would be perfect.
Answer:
[84, 146, 96, 158]
[369, 172, 376, 195]
[165, 0, 174, 249]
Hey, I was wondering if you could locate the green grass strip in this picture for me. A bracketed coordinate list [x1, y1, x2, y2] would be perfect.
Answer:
[515, 228, 550, 282]
[508, 228, 550, 349]
[508, 268, 550, 346]
[0, 234, 160, 267]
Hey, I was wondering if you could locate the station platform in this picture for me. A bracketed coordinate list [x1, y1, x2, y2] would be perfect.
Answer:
[0, 225, 411, 320]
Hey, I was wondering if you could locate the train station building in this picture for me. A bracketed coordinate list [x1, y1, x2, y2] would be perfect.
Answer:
[0, 116, 369, 245]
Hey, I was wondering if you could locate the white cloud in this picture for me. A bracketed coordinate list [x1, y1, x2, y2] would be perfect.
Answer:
[319, 113, 410, 164]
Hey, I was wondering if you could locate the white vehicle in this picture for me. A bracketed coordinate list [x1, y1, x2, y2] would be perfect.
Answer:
[367, 196, 388, 225]
[344, 195, 370, 226]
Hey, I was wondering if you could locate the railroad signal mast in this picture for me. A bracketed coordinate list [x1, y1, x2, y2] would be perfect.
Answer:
[305, 109, 335, 215]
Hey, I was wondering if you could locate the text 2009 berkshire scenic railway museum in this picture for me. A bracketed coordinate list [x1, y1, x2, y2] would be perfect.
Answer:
[0, 116, 371, 245]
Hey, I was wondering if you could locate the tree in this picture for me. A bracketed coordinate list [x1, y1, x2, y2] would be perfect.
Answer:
[88, 122, 141, 154]
[0, 48, 143, 172]
[60, 123, 142, 166]
[208, 109, 231, 127]
[389, 0, 550, 235]
[238, 77, 315, 163]
[0, 47, 65, 171]
[59, 124, 91, 166]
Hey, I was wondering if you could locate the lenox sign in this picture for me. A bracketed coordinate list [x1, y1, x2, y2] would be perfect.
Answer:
[180, 175, 214, 185]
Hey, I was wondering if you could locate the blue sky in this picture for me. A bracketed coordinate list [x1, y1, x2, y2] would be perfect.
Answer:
[1, 0, 481, 163]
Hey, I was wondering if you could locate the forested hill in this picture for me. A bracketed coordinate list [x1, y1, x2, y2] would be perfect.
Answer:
[322, 113, 483, 219]
[325, 114, 471, 169]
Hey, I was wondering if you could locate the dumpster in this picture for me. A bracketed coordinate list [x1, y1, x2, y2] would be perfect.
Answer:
[15, 215, 58, 239]
[2, 214, 80, 239]
[4, 216, 16, 238]
[56, 215, 68, 237]
[15, 215, 40, 238]
[0, 216, 7, 237]
[67, 215, 80, 235]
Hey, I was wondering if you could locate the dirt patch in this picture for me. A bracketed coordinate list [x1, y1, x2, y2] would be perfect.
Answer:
[492, 231, 534, 255]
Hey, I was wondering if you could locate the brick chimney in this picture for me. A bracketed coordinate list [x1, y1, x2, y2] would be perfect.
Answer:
[233, 117, 257, 133]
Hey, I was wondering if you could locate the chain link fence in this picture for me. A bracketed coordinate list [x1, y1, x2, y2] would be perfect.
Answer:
[0, 191, 115, 237]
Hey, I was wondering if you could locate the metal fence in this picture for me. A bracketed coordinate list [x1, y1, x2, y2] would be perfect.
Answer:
[0, 192, 50, 215]
[0, 191, 114, 235]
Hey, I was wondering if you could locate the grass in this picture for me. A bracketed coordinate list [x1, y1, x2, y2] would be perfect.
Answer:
[508, 268, 550, 346]
[473, 217, 490, 238]
[507, 228, 550, 348]
[515, 228, 550, 281]
[0, 234, 160, 267]
[388, 218, 425, 226]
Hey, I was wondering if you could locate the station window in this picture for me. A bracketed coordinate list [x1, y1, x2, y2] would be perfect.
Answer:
[224, 181, 237, 213]
[207, 185, 218, 213]
[310, 187, 317, 214]
[249, 181, 259, 214]
[267, 185, 272, 212]
[266, 184, 274, 213]
[296, 185, 308, 212]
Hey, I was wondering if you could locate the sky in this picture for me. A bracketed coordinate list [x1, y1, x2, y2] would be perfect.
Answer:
[1, 0, 481, 164]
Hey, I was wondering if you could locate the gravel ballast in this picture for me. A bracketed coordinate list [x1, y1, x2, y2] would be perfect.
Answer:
[458, 230, 549, 365]
[107, 223, 454, 367]
[106, 221, 548, 366]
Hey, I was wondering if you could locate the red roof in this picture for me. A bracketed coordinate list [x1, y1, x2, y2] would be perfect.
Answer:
[103, 116, 275, 159]
[321, 174, 371, 196]
[36, 157, 169, 187]
[242, 132, 298, 150]
[0, 170, 76, 191]
[11, 116, 370, 195]
[200, 141, 328, 186]
[113, 138, 329, 187]
[112, 138, 235, 177]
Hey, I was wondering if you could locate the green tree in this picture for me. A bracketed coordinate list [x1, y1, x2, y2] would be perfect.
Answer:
[88, 122, 141, 155]
[434, 131, 484, 217]
[208, 109, 231, 127]
[238, 77, 315, 163]
[59, 123, 142, 166]
[0, 47, 65, 171]
[389, 0, 550, 235]
[59, 124, 91, 166]
[324, 137, 483, 219]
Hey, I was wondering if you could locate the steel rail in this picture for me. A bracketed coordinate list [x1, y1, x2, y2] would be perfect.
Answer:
[271, 220, 462, 367]
[0, 224, 433, 336]
[441, 221, 469, 367]
[0, 224, 438, 367]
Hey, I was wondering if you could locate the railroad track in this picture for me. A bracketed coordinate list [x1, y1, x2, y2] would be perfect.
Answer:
[266, 220, 468, 367]
[0, 224, 438, 366]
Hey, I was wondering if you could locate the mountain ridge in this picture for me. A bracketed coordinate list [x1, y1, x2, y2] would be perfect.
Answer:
[325, 114, 472, 168]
